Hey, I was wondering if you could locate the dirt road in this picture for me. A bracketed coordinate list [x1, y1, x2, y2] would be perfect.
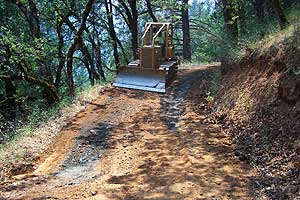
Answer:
[0, 65, 253, 199]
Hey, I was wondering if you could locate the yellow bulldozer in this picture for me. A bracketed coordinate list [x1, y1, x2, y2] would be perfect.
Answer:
[113, 22, 178, 93]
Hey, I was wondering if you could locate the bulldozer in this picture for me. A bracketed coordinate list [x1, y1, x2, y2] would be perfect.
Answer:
[113, 22, 178, 93]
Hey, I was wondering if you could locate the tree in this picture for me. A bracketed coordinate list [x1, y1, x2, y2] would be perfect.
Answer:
[117, 0, 139, 60]
[221, 0, 238, 41]
[7, 0, 53, 83]
[105, 0, 121, 69]
[253, 0, 265, 20]
[146, 0, 157, 22]
[6, 0, 40, 38]
[66, 0, 95, 96]
[0, 27, 59, 104]
[182, 0, 192, 61]
[271, 0, 289, 30]
[54, 12, 69, 89]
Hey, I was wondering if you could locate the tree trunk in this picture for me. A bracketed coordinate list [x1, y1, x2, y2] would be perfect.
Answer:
[87, 25, 106, 81]
[66, 0, 94, 96]
[253, 0, 265, 20]
[272, 0, 289, 30]
[221, 0, 238, 41]
[80, 39, 99, 83]
[182, 0, 192, 61]
[116, 37, 129, 64]
[117, 0, 139, 60]
[4, 80, 16, 119]
[65, 17, 99, 84]
[83, 56, 94, 86]
[8, 0, 41, 38]
[238, 1, 246, 35]
[146, 0, 157, 22]
[95, 38, 106, 81]
[129, 0, 138, 60]
[55, 15, 65, 89]
[27, 0, 40, 38]
[66, 42, 77, 97]
[105, 0, 121, 69]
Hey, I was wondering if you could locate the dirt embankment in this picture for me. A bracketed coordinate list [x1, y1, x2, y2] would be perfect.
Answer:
[213, 30, 300, 199]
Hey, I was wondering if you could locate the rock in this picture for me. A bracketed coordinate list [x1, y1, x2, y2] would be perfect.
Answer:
[91, 190, 97, 196]
[187, 172, 193, 176]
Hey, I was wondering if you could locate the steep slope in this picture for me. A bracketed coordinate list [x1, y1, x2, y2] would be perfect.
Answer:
[214, 26, 300, 199]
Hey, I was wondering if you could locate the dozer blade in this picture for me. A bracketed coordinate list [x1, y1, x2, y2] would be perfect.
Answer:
[113, 67, 166, 93]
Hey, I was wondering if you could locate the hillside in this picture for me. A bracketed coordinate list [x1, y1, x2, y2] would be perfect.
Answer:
[212, 26, 300, 199]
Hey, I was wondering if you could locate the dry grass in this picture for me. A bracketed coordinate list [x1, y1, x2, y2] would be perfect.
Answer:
[214, 22, 300, 198]
[249, 23, 299, 58]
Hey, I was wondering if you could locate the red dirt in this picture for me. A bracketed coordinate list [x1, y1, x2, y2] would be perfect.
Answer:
[212, 34, 300, 199]
[0, 66, 254, 199]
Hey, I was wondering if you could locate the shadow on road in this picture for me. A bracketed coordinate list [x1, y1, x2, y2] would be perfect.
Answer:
[103, 66, 253, 199]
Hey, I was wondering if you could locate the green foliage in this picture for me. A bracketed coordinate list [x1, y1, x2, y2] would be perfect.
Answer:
[188, 0, 300, 63]
[292, 67, 300, 76]
[189, 1, 222, 62]
[0, 28, 48, 74]
[208, 69, 221, 96]
[0, 81, 107, 149]
[205, 94, 214, 104]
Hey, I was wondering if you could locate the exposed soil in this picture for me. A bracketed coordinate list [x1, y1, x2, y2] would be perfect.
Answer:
[210, 31, 300, 199]
[0, 65, 254, 200]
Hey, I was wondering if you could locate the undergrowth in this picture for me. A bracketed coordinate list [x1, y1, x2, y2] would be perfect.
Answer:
[0, 82, 110, 151]
[224, 4, 300, 62]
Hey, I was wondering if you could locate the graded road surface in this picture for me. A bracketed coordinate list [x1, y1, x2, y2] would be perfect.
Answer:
[0, 65, 253, 200]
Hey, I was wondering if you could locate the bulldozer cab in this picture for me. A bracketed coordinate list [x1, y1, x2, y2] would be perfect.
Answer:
[141, 22, 174, 64]
[113, 22, 178, 93]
